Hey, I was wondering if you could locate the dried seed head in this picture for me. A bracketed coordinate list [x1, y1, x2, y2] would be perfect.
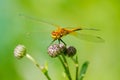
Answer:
[65, 46, 77, 57]
[47, 44, 61, 57]
[47, 44, 66, 58]
[14, 44, 26, 59]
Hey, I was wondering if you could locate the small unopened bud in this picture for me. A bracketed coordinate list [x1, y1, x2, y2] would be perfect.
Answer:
[14, 44, 26, 59]
[41, 62, 48, 74]
[47, 44, 66, 58]
[65, 46, 77, 57]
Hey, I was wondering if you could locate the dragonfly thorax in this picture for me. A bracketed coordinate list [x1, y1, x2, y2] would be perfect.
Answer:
[51, 28, 70, 40]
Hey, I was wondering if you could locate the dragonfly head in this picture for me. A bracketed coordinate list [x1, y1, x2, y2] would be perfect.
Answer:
[51, 31, 61, 40]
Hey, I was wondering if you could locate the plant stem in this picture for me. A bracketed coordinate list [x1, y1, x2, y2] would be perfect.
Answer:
[71, 56, 79, 80]
[25, 54, 51, 80]
[58, 54, 72, 80]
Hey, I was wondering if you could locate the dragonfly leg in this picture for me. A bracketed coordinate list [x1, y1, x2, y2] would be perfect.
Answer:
[49, 39, 56, 46]
[58, 39, 60, 44]
[59, 39, 66, 46]
[50, 39, 66, 46]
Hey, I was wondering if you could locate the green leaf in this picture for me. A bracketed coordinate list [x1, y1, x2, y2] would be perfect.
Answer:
[79, 61, 89, 80]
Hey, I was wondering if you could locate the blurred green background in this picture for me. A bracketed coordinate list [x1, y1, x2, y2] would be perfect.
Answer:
[0, 0, 120, 80]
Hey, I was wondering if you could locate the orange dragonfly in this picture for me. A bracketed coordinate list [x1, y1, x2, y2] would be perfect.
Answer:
[20, 14, 104, 45]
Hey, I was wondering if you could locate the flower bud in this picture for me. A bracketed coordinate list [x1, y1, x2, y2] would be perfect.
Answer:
[14, 44, 26, 59]
[47, 44, 66, 58]
[65, 46, 77, 57]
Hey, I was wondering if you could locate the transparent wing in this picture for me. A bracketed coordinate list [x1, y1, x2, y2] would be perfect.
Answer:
[66, 26, 100, 31]
[74, 33, 105, 43]
[19, 13, 60, 28]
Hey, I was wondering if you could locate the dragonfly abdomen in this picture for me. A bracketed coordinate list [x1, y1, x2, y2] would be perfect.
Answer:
[72, 28, 82, 31]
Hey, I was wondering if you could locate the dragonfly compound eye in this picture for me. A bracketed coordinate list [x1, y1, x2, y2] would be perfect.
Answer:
[51, 31, 58, 39]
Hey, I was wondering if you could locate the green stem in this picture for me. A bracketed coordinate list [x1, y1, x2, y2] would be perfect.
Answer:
[25, 54, 51, 80]
[71, 56, 79, 80]
[58, 54, 72, 80]
[44, 72, 51, 80]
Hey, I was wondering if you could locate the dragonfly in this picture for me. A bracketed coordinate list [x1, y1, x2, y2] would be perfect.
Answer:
[20, 14, 105, 45]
